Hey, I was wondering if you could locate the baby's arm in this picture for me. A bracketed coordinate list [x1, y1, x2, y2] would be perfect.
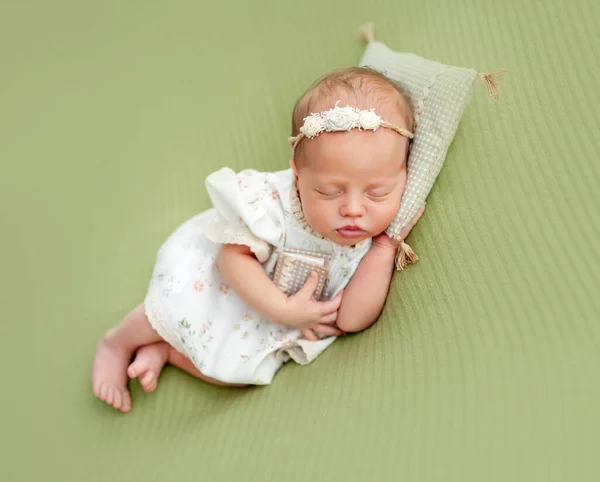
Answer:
[335, 236, 398, 333]
[217, 244, 288, 322]
[336, 204, 426, 333]
[217, 244, 343, 335]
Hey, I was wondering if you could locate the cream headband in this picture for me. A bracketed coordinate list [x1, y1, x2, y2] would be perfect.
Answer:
[288, 101, 414, 152]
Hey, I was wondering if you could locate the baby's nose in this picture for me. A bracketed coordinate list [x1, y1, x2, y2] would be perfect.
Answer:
[340, 196, 365, 217]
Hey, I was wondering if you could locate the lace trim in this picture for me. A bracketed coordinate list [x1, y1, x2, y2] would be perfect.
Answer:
[289, 184, 326, 240]
[144, 293, 187, 355]
[277, 336, 337, 366]
[201, 214, 272, 262]
[413, 66, 448, 127]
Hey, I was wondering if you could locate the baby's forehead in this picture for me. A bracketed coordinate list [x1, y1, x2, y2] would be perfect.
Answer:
[304, 130, 407, 177]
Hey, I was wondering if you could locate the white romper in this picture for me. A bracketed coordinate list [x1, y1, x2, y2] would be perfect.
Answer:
[144, 167, 371, 385]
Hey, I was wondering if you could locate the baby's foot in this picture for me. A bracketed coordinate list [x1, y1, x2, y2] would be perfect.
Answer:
[127, 343, 169, 393]
[92, 330, 132, 413]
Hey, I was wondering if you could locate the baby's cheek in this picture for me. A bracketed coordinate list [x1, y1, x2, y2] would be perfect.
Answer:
[373, 200, 401, 231]
[305, 201, 331, 230]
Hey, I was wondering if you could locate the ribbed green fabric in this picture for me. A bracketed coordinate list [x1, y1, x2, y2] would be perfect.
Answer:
[1, 0, 599, 481]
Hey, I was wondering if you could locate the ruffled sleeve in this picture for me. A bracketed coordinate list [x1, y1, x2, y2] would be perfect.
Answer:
[200, 168, 285, 262]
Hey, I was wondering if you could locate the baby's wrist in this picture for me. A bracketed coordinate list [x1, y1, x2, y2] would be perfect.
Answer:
[371, 232, 400, 251]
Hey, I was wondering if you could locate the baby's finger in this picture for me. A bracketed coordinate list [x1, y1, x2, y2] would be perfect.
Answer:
[318, 290, 344, 315]
[401, 204, 426, 238]
[302, 329, 320, 341]
[313, 324, 345, 337]
[296, 272, 320, 300]
[319, 311, 338, 325]
[415, 203, 426, 218]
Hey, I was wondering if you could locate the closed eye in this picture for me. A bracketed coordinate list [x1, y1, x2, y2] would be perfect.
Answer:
[316, 189, 342, 197]
[367, 191, 390, 200]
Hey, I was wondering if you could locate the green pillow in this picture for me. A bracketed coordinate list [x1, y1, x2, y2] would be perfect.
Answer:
[357, 24, 506, 269]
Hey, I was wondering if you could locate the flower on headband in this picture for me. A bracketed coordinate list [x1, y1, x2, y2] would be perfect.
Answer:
[359, 110, 381, 131]
[291, 102, 412, 150]
[300, 115, 325, 138]
[324, 105, 357, 131]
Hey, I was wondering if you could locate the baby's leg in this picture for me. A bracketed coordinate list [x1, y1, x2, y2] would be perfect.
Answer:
[129, 343, 248, 390]
[166, 347, 248, 388]
[92, 303, 163, 412]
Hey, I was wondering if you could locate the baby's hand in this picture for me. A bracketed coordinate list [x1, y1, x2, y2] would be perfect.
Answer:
[399, 203, 426, 240]
[274, 272, 345, 339]
[372, 203, 426, 250]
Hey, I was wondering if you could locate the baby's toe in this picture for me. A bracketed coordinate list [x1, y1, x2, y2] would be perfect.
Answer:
[113, 390, 122, 410]
[121, 392, 131, 413]
[140, 371, 157, 392]
[145, 379, 158, 393]
[99, 383, 108, 401]
[106, 387, 115, 405]
[127, 359, 148, 379]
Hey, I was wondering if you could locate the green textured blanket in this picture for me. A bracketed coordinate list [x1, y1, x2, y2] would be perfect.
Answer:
[1, 0, 599, 480]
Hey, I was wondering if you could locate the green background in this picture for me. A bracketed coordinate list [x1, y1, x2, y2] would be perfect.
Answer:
[1, 0, 599, 480]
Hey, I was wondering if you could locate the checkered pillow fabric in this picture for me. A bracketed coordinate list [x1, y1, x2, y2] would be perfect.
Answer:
[272, 249, 329, 300]
[358, 40, 478, 241]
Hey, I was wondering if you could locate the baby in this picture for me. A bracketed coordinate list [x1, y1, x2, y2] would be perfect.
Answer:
[92, 67, 424, 412]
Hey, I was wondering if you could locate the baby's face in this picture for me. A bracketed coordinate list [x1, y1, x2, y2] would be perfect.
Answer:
[293, 128, 408, 246]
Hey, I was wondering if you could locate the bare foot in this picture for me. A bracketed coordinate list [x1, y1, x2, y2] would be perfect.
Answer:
[127, 342, 169, 393]
[92, 330, 132, 413]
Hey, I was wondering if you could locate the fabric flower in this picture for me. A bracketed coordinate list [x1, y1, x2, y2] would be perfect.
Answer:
[359, 110, 381, 131]
[324, 106, 357, 131]
[301, 115, 324, 138]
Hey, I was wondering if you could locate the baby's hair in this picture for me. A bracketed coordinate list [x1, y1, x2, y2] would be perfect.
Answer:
[291, 67, 415, 157]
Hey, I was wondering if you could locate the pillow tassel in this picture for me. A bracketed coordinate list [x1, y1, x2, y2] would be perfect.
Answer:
[478, 68, 508, 100]
[358, 23, 375, 44]
[394, 239, 419, 271]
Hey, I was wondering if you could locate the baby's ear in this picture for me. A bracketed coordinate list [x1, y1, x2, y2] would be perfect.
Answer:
[290, 159, 299, 178]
